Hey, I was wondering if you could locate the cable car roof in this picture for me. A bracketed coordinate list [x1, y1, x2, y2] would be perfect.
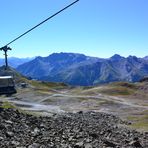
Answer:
[0, 76, 13, 79]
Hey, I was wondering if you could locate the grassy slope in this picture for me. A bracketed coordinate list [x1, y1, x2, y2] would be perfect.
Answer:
[70, 82, 136, 96]
[127, 110, 148, 131]
[99, 82, 137, 96]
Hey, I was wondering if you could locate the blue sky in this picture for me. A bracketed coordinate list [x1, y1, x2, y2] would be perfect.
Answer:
[0, 0, 148, 58]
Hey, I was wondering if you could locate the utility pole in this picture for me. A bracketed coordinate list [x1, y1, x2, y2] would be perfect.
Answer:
[0, 46, 12, 69]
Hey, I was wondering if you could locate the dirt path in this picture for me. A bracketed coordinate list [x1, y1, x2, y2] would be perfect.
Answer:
[1, 88, 147, 116]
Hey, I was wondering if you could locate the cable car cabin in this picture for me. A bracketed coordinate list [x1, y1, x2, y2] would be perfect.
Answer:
[0, 76, 16, 95]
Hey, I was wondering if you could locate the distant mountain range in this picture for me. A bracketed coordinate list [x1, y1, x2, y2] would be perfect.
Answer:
[0, 57, 34, 68]
[16, 53, 148, 86]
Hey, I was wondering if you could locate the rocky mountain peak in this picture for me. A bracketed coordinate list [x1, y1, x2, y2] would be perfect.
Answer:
[110, 54, 124, 61]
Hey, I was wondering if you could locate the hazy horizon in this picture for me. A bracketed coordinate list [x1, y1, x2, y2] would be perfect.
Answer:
[0, 52, 147, 59]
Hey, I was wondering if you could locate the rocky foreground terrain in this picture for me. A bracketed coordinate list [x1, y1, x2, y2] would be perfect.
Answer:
[0, 107, 148, 148]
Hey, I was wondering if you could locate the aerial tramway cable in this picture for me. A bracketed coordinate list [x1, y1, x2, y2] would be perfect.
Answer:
[5, 0, 79, 47]
[0, 0, 79, 69]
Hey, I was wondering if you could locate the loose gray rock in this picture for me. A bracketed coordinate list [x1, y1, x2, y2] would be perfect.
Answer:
[0, 108, 147, 147]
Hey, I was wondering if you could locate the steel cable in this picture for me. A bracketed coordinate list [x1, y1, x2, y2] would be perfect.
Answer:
[2, 0, 79, 47]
